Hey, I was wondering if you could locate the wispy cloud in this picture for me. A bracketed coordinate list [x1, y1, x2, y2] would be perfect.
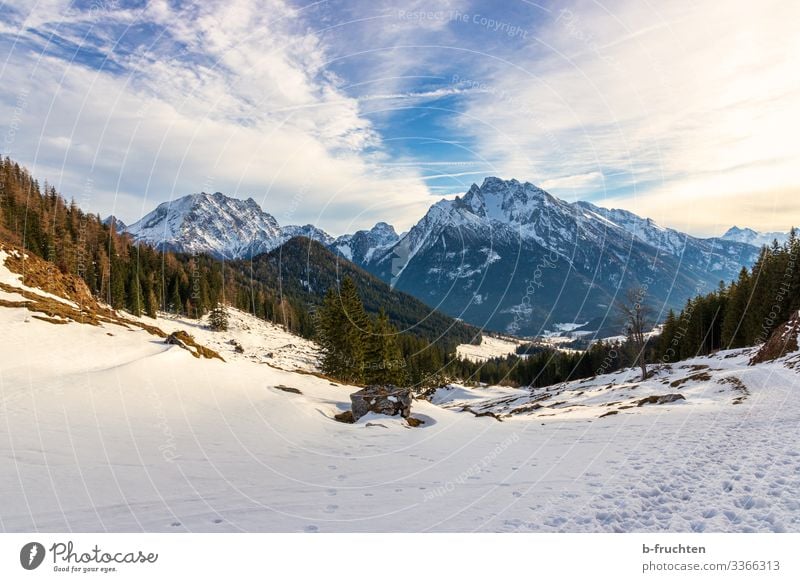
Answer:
[446, 0, 800, 233]
[0, 0, 439, 233]
[0, 0, 796, 236]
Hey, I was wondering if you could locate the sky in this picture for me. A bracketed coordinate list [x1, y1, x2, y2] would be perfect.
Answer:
[0, 0, 798, 236]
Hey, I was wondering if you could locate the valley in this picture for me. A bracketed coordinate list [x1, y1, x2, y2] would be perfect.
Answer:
[2, 246, 799, 533]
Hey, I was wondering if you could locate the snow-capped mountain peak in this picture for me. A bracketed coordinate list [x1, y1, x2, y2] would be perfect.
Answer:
[126, 191, 283, 259]
[359, 178, 763, 335]
[102, 215, 127, 231]
[722, 226, 789, 247]
[332, 221, 400, 263]
[459, 177, 560, 224]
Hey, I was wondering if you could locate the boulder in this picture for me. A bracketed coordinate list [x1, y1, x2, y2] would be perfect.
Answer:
[350, 385, 412, 421]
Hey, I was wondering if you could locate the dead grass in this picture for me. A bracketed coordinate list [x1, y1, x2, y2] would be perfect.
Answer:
[2, 241, 223, 361]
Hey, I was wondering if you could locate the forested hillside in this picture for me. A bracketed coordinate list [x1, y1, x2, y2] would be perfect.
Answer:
[656, 235, 799, 361]
[0, 157, 476, 372]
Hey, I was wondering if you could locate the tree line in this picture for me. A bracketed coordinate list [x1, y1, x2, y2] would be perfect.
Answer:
[655, 233, 799, 362]
[0, 157, 469, 388]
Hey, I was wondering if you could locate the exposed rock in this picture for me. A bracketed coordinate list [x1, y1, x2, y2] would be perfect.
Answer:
[599, 410, 619, 418]
[460, 406, 503, 421]
[636, 393, 686, 407]
[406, 416, 425, 427]
[751, 311, 800, 364]
[273, 385, 302, 394]
[670, 372, 711, 388]
[165, 330, 224, 361]
[334, 410, 355, 424]
[350, 385, 412, 421]
[165, 331, 188, 349]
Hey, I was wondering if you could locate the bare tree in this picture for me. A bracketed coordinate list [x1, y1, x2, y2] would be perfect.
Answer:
[617, 287, 653, 381]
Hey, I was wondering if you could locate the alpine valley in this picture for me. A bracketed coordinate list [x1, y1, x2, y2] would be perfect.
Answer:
[121, 178, 770, 336]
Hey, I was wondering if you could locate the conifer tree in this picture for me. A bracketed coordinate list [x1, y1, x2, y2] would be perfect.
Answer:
[208, 303, 229, 331]
[365, 308, 407, 386]
[316, 278, 370, 383]
[721, 268, 751, 348]
[170, 277, 182, 315]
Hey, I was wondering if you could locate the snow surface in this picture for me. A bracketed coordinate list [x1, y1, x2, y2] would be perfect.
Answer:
[2, 272, 800, 532]
[456, 335, 522, 363]
[145, 309, 320, 372]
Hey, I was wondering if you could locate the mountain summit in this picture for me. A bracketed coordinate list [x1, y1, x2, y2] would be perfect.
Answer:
[352, 178, 761, 335]
[125, 192, 337, 259]
[126, 192, 282, 258]
[121, 179, 763, 336]
[721, 226, 789, 247]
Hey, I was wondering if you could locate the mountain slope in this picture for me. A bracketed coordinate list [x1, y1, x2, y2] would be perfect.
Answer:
[358, 178, 760, 336]
[722, 226, 789, 247]
[126, 192, 284, 258]
[2, 259, 799, 533]
[331, 221, 399, 265]
[120, 181, 763, 338]
[237, 236, 478, 347]
[125, 192, 339, 259]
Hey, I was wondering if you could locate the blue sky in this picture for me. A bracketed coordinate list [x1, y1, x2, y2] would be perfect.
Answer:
[0, 0, 798, 235]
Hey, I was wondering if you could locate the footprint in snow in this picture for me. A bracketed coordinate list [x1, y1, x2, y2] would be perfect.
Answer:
[213, 519, 223, 524]
[304, 525, 319, 532]
[170, 522, 181, 527]
[734, 496, 759, 510]
[324, 504, 338, 513]
[723, 510, 741, 524]
[326, 489, 337, 497]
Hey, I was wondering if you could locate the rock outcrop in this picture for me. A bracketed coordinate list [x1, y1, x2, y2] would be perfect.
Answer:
[350, 385, 412, 421]
[751, 311, 800, 364]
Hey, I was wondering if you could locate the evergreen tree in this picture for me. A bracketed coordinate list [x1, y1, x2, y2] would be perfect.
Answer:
[315, 278, 370, 383]
[169, 277, 183, 315]
[365, 308, 407, 385]
[316, 286, 348, 379]
[208, 303, 229, 331]
[721, 268, 751, 348]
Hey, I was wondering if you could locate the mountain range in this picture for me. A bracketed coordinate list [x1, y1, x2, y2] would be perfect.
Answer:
[116, 179, 781, 336]
[720, 226, 789, 247]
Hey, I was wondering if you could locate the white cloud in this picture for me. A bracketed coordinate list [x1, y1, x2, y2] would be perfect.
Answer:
[0, 0, 437, 234]
[2, 0, 797, 239]
[450, 0, 800, 233]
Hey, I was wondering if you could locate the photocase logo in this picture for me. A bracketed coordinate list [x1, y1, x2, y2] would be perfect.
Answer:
[20, 542, 46, 570]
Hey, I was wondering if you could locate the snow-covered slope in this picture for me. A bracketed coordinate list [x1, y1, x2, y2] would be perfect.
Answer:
[281, 224, 333, 246]
[102, 215, 127, 231]
[722, 226, 789, 247]
[126, 192, 284, 258]
[125, 192, 333, 259]
[2, 254, 800, 533]
[360, 178, 760, 335]
[456, 335, 522, 363]
[331, 221, 399, 264]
